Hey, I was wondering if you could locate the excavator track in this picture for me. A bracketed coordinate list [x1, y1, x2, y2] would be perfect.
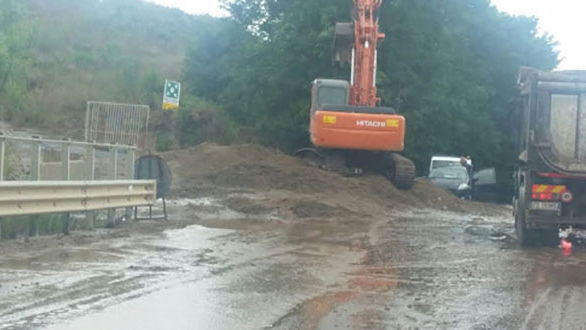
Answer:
[295, 148, 356, 174]
[383, 152, 416, 190]
[296, 148, 416, 189]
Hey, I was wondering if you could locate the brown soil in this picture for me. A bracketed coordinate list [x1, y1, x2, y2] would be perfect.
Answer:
[161, 143, 506, 221]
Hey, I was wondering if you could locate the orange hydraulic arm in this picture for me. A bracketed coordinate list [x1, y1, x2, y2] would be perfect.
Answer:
[350, 0, 386, 107]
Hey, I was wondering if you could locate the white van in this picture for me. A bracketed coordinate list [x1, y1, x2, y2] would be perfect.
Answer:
[429, 156, 462, 174]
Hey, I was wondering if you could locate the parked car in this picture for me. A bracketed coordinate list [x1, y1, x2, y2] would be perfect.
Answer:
[429, 166, 498, 201]
[429, 166, 472, 199]
[428, 156, 462, 175]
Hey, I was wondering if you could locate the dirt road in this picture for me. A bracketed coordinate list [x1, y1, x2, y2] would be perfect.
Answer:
[1, 144, 585, 329]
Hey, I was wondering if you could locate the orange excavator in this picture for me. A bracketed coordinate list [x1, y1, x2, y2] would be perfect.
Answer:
[298, 0, 415, 189]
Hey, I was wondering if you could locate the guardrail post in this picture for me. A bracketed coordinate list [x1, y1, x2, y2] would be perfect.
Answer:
[28, 215, 39, 237]
[62, 139, 71, 180]
[31, 138, 42, 181]
[107, 146, 118, 226]
[0, 135, 5, 181]
[107, 209, 116, 227]
[63, 213, 70, 235]
[86, 144, 96, 229]
[125, 149, 135, 221]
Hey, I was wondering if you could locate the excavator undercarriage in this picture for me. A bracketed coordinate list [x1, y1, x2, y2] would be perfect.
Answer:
[296, 148, 416, 190]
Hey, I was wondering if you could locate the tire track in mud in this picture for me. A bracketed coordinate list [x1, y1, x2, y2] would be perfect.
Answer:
[519, 248, 586, 330]
[267, 215, 404, 330]
[281, 210, 529, 330]
[520, 287, 552, 330]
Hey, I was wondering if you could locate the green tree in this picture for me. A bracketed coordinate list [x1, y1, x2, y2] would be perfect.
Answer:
[378, 0, 558, 171]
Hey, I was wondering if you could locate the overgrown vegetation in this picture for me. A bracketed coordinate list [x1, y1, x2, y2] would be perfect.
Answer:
[0, 0, 39, 126]
[0, 0, 225, 146]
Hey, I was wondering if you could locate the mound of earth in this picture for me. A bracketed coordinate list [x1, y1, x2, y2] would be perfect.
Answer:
[160, 143, 501, 220]
[162, 143, 344, 195]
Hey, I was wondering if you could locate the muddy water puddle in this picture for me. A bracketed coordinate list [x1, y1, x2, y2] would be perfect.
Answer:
[0, 214, 361, 330]
[0, 226, 228, 329]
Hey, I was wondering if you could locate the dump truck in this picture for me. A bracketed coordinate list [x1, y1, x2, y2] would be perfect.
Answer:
[514, 67, 586, 245]
[297, 0, 416, 189]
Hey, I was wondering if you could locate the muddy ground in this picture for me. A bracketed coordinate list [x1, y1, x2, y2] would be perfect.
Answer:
[1, 143, 586, 329]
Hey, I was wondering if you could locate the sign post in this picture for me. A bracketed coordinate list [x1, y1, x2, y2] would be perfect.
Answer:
[162, 80, 181, 110]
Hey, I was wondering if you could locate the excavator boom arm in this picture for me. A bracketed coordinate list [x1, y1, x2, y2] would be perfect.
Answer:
[350, 0, 385, 107]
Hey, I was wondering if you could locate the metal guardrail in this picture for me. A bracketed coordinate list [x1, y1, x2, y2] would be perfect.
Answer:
[0, 180, 156, 217]
[0, 133, 163, 229]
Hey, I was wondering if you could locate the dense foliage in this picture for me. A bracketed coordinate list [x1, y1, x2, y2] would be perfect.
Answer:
[185, 0, 558, 175]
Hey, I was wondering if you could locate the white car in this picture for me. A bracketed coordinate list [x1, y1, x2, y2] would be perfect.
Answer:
[429, 156, 462, 175]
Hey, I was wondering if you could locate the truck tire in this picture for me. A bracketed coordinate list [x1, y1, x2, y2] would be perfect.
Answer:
[515, 211, 541, 247]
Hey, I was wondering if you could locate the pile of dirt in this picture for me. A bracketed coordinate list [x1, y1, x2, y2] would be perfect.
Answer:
[160, 143, 501, 218]
[162, 143, 346, 195]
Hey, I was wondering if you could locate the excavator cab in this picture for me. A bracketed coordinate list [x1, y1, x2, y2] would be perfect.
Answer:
[311, 79, 350, 112]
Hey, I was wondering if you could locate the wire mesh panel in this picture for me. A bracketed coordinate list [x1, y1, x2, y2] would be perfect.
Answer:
[116, 149, 134, 180]
[0, 134, 136, 182]
[94, 147, 114, 180]
[40, 141, 63, 180]
[69, 145, 93, 180]
[4, 140, 32, 181]
[85, 101, 150, 147]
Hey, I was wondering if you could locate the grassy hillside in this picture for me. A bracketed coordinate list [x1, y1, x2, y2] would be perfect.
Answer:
[17, 0, 215, 138]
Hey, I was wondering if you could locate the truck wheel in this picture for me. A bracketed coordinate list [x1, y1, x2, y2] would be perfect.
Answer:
[515, 212, 540, 247]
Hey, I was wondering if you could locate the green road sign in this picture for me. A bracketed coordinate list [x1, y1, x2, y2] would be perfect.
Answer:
[163, 80, 181, 110]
